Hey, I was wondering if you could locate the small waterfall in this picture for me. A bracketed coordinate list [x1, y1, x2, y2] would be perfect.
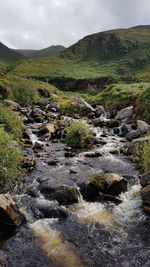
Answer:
[75, 185, 85, 205]
[26, 128, 38, 145]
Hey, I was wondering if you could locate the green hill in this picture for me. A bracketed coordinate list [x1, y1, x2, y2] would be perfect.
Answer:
[14, 45, 65, 59]
[11, 25, 150, 79]
[0, 42, 24, 63]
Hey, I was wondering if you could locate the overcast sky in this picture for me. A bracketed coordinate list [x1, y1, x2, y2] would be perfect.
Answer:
[0, 0, 150, 49]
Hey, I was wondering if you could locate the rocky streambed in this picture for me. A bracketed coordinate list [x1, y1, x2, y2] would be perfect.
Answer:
[0, 101, 150, 267]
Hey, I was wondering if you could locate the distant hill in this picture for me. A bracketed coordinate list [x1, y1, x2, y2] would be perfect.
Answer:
[0, 42, 24, 62]
[11, 25, 150, 79]
[14, 45, 65, 59]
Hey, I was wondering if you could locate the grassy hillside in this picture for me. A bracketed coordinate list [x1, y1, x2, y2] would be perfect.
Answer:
[0, 42, 24, 62]
[11, 26, 150, 79]
[14, 45, 65, 59]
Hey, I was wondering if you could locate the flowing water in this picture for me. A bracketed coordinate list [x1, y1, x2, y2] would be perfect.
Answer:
[0, 116, 150, 267]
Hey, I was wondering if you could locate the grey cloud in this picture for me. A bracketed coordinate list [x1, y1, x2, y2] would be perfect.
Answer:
[0, 0, 150, 49]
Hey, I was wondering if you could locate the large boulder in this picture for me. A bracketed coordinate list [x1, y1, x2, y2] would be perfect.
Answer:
[54, 185, 79, 205]
[115, 106, 133, 120]
[104, 173, 127, 196]
[141, 185, 150, 214]
[126, 128, 142, 141]
[79, 173, 127, 200]
[137, 120, 150, 134]
[0, 194, 24, 231]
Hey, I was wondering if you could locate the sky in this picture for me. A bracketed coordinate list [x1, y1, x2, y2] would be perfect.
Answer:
[0, 0, 150, 49]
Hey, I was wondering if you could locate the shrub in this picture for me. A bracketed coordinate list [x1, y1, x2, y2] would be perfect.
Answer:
[0, 103, 24, 139]
[143, 140, 150, 176]
[0, 127, 23, 187]
[66, 121, 94, 148]
[13, 81, 38, 106]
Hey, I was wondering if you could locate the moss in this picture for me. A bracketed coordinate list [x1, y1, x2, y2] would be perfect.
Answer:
[85, 176, 106, 198]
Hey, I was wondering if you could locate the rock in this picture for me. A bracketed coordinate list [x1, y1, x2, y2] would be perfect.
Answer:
[33, 142, 44, 149]
[126, 129, 142, 141]
[4, 100, 21, 111]
[0, 194, 24, 231]
[46, 101, 60, 112]
[115, 106, 133, 120]
[71, 97, 95, 112]
[92, 118, 108, 127]
[22, 156, 37, 168]
[141, 185, 150, 214]
[80, 175, 107, 200]
[95, 192, 122, 205]
[64, 151, 76, 157]
[54, 185, 79, 205]
[108, 119, 119, 128]
[37, 205, 68, 219]
[105, 173, 127, 196]
[137, 120, 150, 134]
[80, 173, 127, 200]
[85, 151, 102, 157]
[39, 123, 55, 136]
[47, 159, 59, 166]
[88, 112, 95, 119]
[140, 176, 150, 188]
[94, 105, 105, 116]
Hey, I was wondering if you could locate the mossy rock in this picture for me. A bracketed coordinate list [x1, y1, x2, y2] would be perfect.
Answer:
[80, 175, 107, 200]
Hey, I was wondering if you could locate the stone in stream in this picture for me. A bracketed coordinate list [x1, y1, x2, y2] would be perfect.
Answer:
[126, 128, 142, 141]
[38, 123, 56, 137]
[115, 106, 133, 120]
[54, 185, 79, 205]
[0, 194, 25, 232]
[85, 151, 103, 157]
[46, 100, 60, 112]
[79, 173, 127, 200]
[141, 185, 150, 214]
[137, 120, 150, 134]
[94, 105, 105, 116]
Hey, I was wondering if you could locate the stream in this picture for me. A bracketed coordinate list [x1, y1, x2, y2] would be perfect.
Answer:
[0, 114, 150, 267]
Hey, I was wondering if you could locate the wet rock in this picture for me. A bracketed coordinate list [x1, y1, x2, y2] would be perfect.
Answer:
[33, 142, 44, 149]
[80, 175, 107, 200]
[115, 106, 133, 120]
[85, 151, 103, 157]
[95, 192, 122, 205]
[22, 156, 37, 168]
[47, 159, 59, 166]
[54, 185, 79, 205]
[141, 185, 150, 214]
[92, 118, 108, 127]
[137, 120, 150, 134]
[64, 151, 76, 157]
[36, 203, 68, 219]
[126, 129, 142, 141]
[108, 119, 119, 128]
[80, 173, 127, 200]
[0, 194, 24, 231]
[69, 168, 78, 174]
[140, 176, 150, 188]
[94, 105, 105, 116]
[105, 173, 127, 196]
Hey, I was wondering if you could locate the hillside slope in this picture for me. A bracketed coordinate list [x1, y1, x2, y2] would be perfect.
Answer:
[0, 42, 24, 62]
[12, 25, 150, 79]
[14, 45, 65, 59]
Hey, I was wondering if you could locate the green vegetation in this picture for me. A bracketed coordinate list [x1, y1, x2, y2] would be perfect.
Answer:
[143, 140, 150, 176]
[14, 45, 65, 59]
[13, 80, 39, 106]
[0, 127, 23, 187]
[10, 26, 150, 79]
[66, 121, 94, 148]
[0, 103, 24, 139]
